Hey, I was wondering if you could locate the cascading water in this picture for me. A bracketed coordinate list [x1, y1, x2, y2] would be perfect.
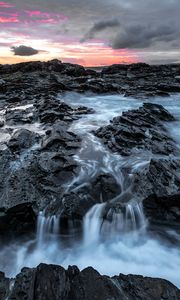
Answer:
[36, 212, 60, 247]
[1, 93, 180, 287]
[83, 200, 147, 247]
[83, 204, 106, 246]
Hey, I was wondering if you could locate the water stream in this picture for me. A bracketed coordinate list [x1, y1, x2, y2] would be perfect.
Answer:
[0, 93, 180, 286]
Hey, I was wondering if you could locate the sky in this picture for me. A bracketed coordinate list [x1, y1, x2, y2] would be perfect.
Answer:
[0, 0, 180, 66]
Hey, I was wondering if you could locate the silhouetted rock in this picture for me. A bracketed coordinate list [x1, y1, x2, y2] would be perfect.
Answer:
[3, 263, 179, 300]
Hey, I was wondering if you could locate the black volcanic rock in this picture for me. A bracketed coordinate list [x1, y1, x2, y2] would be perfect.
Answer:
[0, 202, 36, 239]
[143, 193, 180, 235]
[133, 158, 180, 199]
[0, 123, 81, 214]
[0, 59, 87, 77]
[1, 60, 180, 97]
[0, 271, 10, 300]
[2, 263, 179, 300]
[95, 103, 177, 156]
[8, 129, 40, 153]
[5, 106, 35, 125]
[44, 173, 121, 232]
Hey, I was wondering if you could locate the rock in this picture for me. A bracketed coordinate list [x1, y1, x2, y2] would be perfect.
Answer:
[5, 107, 35, 125]
[5, 263, 180, 300]
[175, 76, 180, 82]
[0, 79, 5, 86]
[42, 121, 81, 152]
[1, 61, 180, 97]
[0, 120, 4, 127]
[95, 103, 176, 156]
[158, 84, 180, 93]
[102, 64, 129, 75]
[8, 129, 40, 152]
[0, 202, 36, 239]
[131, 158, 180, 242]
[143, 193, 180, 236]
[0, 60, 87, 77]
[0, 271, 10, 300]
[133, 159, 180, 199]
[45, 173, 121, 221]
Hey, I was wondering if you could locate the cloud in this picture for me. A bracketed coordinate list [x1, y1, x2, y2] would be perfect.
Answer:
[0, 2, 14, 8]
[0, 16, 19, 22]
[11, 45, 39, 56]
[81, 19, 120, 42]
[1, 0, 180, 64]
[111, 24, 176, 49]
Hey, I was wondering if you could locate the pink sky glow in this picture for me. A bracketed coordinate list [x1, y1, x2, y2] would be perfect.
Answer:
[0, 1, 138, 66]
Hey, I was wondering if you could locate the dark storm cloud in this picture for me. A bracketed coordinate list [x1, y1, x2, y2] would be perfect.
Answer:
[111, 24, 176, 49]
[81, 19, 120, 42]
[78, 0, 180, 51]
[11, 45, 39, 56]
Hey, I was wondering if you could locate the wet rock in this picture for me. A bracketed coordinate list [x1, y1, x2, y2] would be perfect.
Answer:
[133, 159, 180, 199]
[90, 173, 121, 202]
[34, 95, 93, 124]
[42, 121, 81, 152]
[158, 84, 180, 93]
[0, 119, 82, 218]
[8, 129, 40, 152]
[0, 271, 10, 300]
[143, 193, 180, 235]
[45, 173, 121, 222]
[175, 76, 180, 82]
[95, 103, 177, 156]
[0, 79, 5, 85]
[0, 202, 36, 239]
[36, 96, 73, 124]
[6, 263, 180, 300]
[5, 107, 35, 125]
[73, 106, 95, 115]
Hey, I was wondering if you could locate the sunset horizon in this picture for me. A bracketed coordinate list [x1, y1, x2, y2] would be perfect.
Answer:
[1, 1, 180, 66]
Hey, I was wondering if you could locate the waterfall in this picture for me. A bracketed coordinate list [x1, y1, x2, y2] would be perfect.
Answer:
[37, 212, 60, 247]
[83, 203, 106, 246]
[83, 201, 146, 245]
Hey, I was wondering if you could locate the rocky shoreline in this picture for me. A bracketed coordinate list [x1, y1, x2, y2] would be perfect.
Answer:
[0, 60, 180, 100]
[0, 60, 180, 298]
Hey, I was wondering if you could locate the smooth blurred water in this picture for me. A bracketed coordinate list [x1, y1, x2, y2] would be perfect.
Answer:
[0, 93, 180, 287]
